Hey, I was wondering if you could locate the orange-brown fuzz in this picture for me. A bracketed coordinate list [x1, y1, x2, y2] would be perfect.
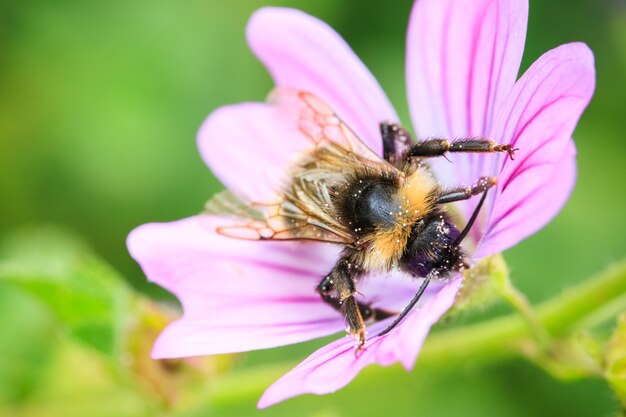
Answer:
[361, 167, 437, 271]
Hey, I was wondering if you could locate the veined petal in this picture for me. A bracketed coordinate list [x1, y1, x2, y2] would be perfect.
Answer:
[478, 43, 595, 256]
[359, 272, 447, 313]
[198, 102, 310, 202]
[247, 7, 398, 153]
[476, 142, 576, 257]
[257, 277, 461, 408]
[127, 216, 344, 357]
[406, 0, 528, 191]
[198, 103, 304, 202]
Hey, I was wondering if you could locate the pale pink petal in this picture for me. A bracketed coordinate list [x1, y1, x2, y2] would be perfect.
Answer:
[477, 43, 595, 256]
[198, 103, 311, 202]
[247, 7, 398, 153]
[258, 277, 461, 408]
[127, 216, 345, 357]
[358, 272, 447, 313]
[406, 0, 528, 193]
[477, 142, 576, 257]
[127, 216, 437, 357]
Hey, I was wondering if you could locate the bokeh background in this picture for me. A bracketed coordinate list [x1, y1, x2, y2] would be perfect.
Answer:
[1, 0, 625, 416]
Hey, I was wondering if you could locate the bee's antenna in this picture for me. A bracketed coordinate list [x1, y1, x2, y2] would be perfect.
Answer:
[453, 189, 489, 247]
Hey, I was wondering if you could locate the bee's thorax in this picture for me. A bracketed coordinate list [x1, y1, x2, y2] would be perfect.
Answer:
[335, 166, 440, 271]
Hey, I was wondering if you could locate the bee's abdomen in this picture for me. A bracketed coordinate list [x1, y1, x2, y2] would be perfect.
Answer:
[342, 178, 399, 235]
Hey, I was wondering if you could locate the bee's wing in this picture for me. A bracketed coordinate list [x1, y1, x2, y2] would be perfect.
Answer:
[204, 190, 352, 243]
[270, 88, 385, 164]
[203, 89, 395, 244]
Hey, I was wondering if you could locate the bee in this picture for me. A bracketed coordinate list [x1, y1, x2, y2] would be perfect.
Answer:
[205, 89, 516, 348]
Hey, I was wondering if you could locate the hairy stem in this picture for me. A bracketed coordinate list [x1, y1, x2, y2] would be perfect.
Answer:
[419, 259, 626, 368]
[497, 281, 553, 347]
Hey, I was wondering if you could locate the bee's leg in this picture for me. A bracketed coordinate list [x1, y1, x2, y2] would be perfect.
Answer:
[317, 256, 394, 346]
[317, 274, 395, 324]
[406, 138, 517, 160]
[380, 122, 413, 165]
[436, 176, 497, 205]
[316, 259, 365, 345]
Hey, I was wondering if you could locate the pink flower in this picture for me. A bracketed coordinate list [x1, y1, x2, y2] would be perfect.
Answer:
[127, 0, 595, 408]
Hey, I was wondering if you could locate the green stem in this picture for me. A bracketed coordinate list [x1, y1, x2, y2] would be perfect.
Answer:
[494, 273, 553, 349]
[420, 259, 626, 368]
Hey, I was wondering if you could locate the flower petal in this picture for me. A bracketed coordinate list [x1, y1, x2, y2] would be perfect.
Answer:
[127, 216, 345, 357]
[257, 277, 461, 408]
[477, 142, 576, 257]
[477, 43, 595, 256]
[406, 0, 528, 187]
[247, 7, 398, 153]
[358, 272, 447, 313]
[198, 102, 310, 201]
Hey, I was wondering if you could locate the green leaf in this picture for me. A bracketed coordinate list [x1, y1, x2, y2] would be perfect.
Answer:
[0, 226, 131, 356]
[0, 226, 232, 413]
[0, 285, 57, 404]
[606, 313, 626, 407]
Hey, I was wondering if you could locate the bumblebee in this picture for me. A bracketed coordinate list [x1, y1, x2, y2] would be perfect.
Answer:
[206, 89, 515, 347]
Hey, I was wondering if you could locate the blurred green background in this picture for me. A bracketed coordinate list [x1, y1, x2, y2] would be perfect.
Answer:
[1, 0, 625, 416]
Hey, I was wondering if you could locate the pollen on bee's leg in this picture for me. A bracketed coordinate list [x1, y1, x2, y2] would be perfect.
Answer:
[474, 176, 497, 192]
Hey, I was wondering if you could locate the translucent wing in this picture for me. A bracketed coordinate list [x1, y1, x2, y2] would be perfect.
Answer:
[204, 190, 352, 243]
[270, 88, 385, 164]
[204, 89, 398, 244]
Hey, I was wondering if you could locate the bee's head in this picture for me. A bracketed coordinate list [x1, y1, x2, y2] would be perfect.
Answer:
[402, 212, 465, 278]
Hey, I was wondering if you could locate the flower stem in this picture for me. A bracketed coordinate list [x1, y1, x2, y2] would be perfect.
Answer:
[492, 266, 553, 350]
[419, 259, 626, 368]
